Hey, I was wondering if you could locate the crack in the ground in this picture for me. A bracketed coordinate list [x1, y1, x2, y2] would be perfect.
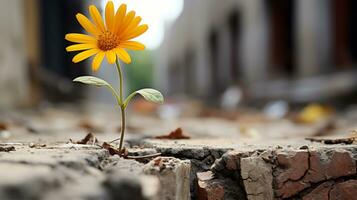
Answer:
[274, 149, 311, 199]
[287, 174, 357, 199]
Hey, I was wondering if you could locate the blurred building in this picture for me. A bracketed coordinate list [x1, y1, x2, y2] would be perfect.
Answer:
[0, 0, 28, 108]
[157, 0, 357, 104]
[0, 0, 96, 109]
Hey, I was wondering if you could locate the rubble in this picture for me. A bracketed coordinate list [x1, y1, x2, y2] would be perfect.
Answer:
[0, 108, 357, 199]
[143, 157, 191, 200]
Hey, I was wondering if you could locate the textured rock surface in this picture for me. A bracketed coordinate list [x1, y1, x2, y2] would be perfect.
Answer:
[0, 141, 356, 200]
[2, 105, 357, 199]
[241, 155, 274, 200]
[143, 157, 191, 200]
[274, 148, 356, 199]
[0, 142, 356, 200]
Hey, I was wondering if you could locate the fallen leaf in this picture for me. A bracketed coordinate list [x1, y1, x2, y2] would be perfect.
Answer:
[0, 122, 8, 131]
[155, 128, 190, 139]
[0, 146, 15, 152]
[306, 137, 355, 145]
[102, 142, 128, 157]
[70, 133, 98, 145]
[295, 104, 333, 124]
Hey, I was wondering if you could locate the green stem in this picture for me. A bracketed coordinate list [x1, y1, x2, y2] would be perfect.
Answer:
[115, 59, 124, 103]
[119, 106, 126, 151]
[115, 59, 126, 152]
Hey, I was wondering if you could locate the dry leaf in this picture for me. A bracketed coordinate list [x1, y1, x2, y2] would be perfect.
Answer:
[0, 122, 8, 131]
[306, 137, 355, 145]
[70, 133, 98, 145]
[296, 104, 333, 124]
[155, 128, 190, 139]
[102, 142, 128, 157]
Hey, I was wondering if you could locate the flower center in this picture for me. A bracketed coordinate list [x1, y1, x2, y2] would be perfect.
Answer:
[97, 31, 119, 51]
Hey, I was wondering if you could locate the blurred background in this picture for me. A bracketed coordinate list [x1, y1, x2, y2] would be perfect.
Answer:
[1, 0, 357, 136]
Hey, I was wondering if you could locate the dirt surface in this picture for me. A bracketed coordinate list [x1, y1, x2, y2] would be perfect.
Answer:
[0, 105, 356, 200]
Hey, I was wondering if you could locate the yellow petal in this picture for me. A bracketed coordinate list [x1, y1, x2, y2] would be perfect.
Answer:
[76, 14, 101, 36]
[119, 41, 145, 50]
[89, 5, 106, 33]
[66, 44, 97, 52]
[72, 49, 99, 63]
[105, 1, 115, 31]
[65, 33, 96, 43]
[122, 24, 148, 40]
[114, 4, 127, 30]
[115, 48, 131, 64]
[116, 11, 135, 34]
[106, 50, 116, 64]
[120, 16, 142, 37]
[92, 52, 105, 71]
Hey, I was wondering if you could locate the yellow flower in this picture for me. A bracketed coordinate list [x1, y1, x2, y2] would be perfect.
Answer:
[65, 1, 148, 71]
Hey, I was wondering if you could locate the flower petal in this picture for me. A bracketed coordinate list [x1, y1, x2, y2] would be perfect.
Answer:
[105, 1, 115, 31]
[92, 51, 105, 71]
[76, 14, 101, 36]
[65, 33, 96, 44]
[106, 50, 116, 64]
[72, 49, 99, 63]
[119, 41, 145, 50]
[117, 11, 135, 34]
[89, 5, 106, 33]
[122, 24, 148, 40]
[120, 16, 142, 37]
[115, 48, 131, 64]
[114, 4, 127, 30]
[66, 44, 97, 52]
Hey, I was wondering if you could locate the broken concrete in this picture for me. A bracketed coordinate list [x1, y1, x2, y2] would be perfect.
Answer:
[241, 155, 274, 200]
[143, 157, 191, 200]
[1, 107, 357, 200]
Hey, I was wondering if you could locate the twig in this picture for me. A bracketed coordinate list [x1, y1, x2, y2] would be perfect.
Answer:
[108, 137, 121, 144]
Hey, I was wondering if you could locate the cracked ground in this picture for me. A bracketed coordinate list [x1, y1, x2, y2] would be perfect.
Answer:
[0, 104, 356, 200]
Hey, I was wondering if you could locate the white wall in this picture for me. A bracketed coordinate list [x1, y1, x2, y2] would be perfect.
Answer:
[0, 0, 28, 108]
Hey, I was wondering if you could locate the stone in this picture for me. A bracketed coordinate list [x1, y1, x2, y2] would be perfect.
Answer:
[211, 150, 252, 178]
[274, 148, 357, 199]
[103, 172, 158, 200]
[276, 150, 309, 185]
[0, 163, 60, 200]
[241, 156, 274, 200]
[143, 157, 191, 200]
[197, 172, 225, 200]
[275, 150, 310, 198]
[329, 180, 357, 200]
[104, 158, 160, 200]
[224, 151, 241, 171]
[303, 180, 357, 200]
[304, 150, 356, 183]
[196, 171, 245, 200]
[302, 181, 333, 200]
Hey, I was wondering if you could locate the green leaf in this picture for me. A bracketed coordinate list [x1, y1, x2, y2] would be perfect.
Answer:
[124, 88, 164, 108]
[73, 76, 122, 105]
[73, 76, 110, 87]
